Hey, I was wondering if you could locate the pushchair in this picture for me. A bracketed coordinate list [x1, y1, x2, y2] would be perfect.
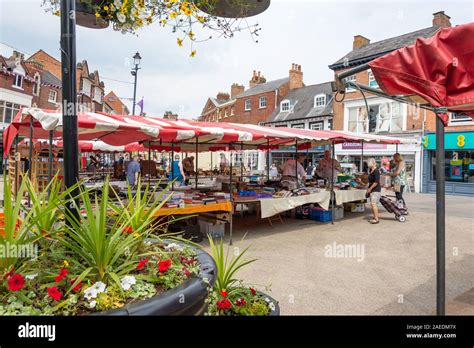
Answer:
[379, 195, 408, 222]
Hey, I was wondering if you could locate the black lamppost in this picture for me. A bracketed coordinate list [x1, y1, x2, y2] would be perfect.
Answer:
[131, 52, 141, 115]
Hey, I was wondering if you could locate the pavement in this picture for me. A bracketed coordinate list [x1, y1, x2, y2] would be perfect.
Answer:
[201, 192, 474, 315]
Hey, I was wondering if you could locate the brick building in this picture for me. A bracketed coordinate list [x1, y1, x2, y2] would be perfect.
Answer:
[328, 11, 458, 193]
[103, 91, 130, 115]
[200, 64, 305, 125]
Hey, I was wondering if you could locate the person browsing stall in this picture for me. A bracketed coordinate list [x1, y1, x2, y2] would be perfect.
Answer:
[168, 154, 185, 184]
[315, 150, 342, 182]
[391, 153, 408, 208]
[182, 156, 195, 184]
[366, 158, 381, 224]
[127, 155, 141, 187]
[281, 154, 307, 182]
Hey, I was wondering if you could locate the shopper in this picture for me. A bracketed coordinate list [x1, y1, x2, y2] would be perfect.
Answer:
[306, 161, 315, 177]
[391, 153, 408, 207]
[269, 162, 279, 178]
[315, 150, 342, 183]
[219, 153, 229, 173]
[168, 154, 185, 184]
[366, 158, 381, 224]
[182, 155, 195, 185]
[127, 155, 141, 187]
[281, 154, 307, 182]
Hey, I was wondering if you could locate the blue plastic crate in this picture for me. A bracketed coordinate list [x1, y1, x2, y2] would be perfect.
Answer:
[310, 208, 332, 222]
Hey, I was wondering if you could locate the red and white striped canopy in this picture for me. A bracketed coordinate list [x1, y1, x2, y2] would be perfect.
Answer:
[3, 108, 418, 156]
[18, 138, 145, 153]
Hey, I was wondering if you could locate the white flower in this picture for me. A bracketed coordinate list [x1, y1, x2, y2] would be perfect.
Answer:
[124, 247, 130, 256]
[84, 281, 107, 300]
[269, 302, 275, 311]
[25, 273, 38, 280]
[89, 300, 97, 309]
[120, 275, 136, 291]
[114, 0, 122, 7]
[117, 13, 126, 24]
[264, 297, 270, 303]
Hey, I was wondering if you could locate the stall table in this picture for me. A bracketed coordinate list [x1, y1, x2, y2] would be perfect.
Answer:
[333, 189, 367, 206]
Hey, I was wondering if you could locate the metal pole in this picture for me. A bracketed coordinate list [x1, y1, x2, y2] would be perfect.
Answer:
[360, 140, 364, 172]
[210, 152, 213, 179]
[229, 145, 233, 246]
[132, 66, 138, 115]
[195, 137, 199, 190]
[48, 130, 53, 181]
[240, 142, 243, 182]
[396, 143, 399, 153]
[331, 141, 335, 225]
[148, 142, 151, 185]
[28, 118, 33, 181]
[266, 139, 270, 182]
[295, 139, 298, 182]
[60, 0, 79, 220]
[435, 113, 445, 316]
[171, 140, 174, 191]
[14, 134, 18, 195]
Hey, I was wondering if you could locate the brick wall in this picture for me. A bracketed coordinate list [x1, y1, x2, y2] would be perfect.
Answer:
[231, 90, 277, 124]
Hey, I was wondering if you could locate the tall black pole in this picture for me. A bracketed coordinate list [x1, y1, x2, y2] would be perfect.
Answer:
[229, 145, 233, 246]
[171, 140, 174, 191]
[48, 130, 53, 181]
[266, 139, 270, 182]
[60, 0, 79, 219]
[360, 140, 364, 172]
[331, 141, 335, 225]
[195, 138, 199, 190]
[435, 112, 446, 316]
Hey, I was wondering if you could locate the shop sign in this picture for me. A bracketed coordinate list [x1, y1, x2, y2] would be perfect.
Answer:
[424, 132, 474, 150]
[342, 142, 387, 150]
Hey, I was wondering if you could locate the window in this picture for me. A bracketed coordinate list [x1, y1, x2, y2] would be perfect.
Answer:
[33, 73, 41, 96]
[259, 96, 267, 109]
[347, 102, 403, 133]
[13, 74, 23, 89]
[93, 87, 103, 103]
[48, 90, 58, 103]
[368, 70, 379, 88]
[314, 94, 326, 107]
[245, 99, 251, 111]
[292, 123, 304, 129]
[343, 75, 356, 92]
[309, 122, 323, 130]
[449, 113, 473, 124]
[280, 100, 290, 112]
[0, 101, 22, 124]
[431, 150, 474, 183]
[81, 79, 92, 96]
[327, 119, 333, 130]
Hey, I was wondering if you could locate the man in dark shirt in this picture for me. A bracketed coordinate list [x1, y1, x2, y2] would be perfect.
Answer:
[366, 158, 381, 224]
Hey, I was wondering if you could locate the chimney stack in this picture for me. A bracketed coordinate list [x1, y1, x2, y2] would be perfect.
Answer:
[249, 70, 266, 89]
[231, 83, 245, 98]
[289, 63, 303, 90]
[353, 35, 370, 50]
[432, 11, 451, 27]
[216, 92, 230, 101]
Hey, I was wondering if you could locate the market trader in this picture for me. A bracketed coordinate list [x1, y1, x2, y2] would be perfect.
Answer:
[315, 150, 342, 182]
[281, 154, 307, 182]
[127, 155, 141, 187]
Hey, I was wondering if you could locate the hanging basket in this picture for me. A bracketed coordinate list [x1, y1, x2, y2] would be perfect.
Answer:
[75, 0, 109, 29]
[196, 0, 271, 18]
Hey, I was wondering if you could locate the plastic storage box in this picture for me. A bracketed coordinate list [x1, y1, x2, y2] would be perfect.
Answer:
[310, 207, 332, 222]
[198, 220, 225, 239]
[333, 205, 344, 220]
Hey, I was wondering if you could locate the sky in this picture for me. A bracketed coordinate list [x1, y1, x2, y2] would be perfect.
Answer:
[0, 0, 473, 119]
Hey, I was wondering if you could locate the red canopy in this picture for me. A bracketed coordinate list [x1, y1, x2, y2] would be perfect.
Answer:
[369, 22, 474, 123]
[18, 139, 145, 153]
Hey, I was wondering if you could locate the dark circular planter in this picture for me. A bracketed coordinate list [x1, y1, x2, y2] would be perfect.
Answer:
[261, 292, 280, 316]
[76, 0, 109, 29]
[196, 0, 271, 18]
[98, 246, 217, 316]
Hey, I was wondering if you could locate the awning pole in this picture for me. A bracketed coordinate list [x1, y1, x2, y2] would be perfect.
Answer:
[295, 139, 298, 182]
[48, 130, 53, 182]
[210, 152, 213, 179]
[195, 137, 199, 190]
[361, 140, 364, 172]
[28, 118, 33, 207]
[266, 139, 270, 182]
[240, 142, 243, 182]
[331, 141, 335, 225]
[148, 142, 151, 185]
[14, 134, 19, 195]
[396, 143, 399, 153]
[229, 144, 234, 246]
[435, 112, 446, 316]
[171, 140, 174, 191]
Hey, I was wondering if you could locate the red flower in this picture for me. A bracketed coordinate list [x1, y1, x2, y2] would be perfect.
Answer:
[70, 278, 82, 293]
[249, 287, 257, 296]
[55, 268, 69, 283]
[182, 267, 191, 278]
[180, 256, 197, 265]
[47, 286, 63, 301]
[220, 290, 228, 298]
[3, 267, 15, 280]
[7, 273, 25, 291]
[136, 258, 149, 270]
[216, 298, 232, 310]
[123, 225, 133, 234]
[235, 298, 247, 307]
[158, 259, 172, 273]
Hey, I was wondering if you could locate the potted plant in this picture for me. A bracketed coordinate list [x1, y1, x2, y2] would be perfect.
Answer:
[205, 236, 279, 316]
[0, 176, 216, 315]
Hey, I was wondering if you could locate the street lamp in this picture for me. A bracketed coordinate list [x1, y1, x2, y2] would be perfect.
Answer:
[131, 52, 141, 115]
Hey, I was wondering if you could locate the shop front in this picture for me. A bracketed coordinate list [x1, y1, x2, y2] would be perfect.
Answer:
[422, 131, 474, 196]
[335, 141, 422, 193]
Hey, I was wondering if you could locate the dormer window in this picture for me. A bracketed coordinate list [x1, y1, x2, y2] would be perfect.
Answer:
[13, 74, 23, 89]
[280, 100, 290, 112]
[314, 94, 326, 107]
